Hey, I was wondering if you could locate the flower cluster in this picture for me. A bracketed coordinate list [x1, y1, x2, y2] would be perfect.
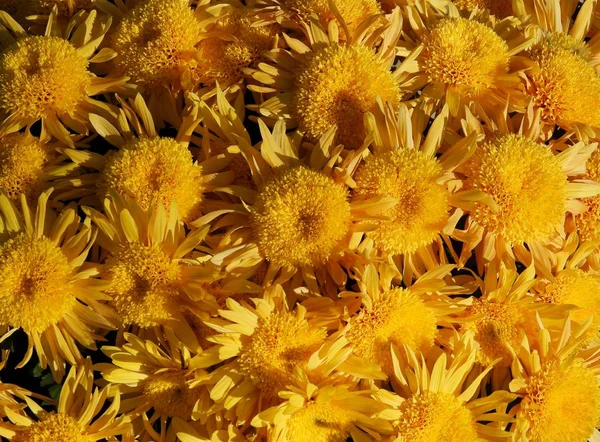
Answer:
[0, 0, 600, 441]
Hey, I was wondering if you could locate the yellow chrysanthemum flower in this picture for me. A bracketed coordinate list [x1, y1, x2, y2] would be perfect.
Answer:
[0, 10, 128, 147]
[510, 318, 600, 442]
[410, 14, 526, 115]
[576, 147, 600, 242]
[98, 333, 210, 441]
[251, 374, 393, 442]
[383, 332, 516, 441]
[85, 194, 218, 351]
[0, 190, 118, 381]
[248, 20, 402, 149]
[1, 360, 133, 441]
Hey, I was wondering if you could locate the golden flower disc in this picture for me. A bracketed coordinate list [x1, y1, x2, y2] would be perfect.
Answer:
[346, 288, 437, 374]
[251, 167, 352, 268]
[421, 18, 509, 95]
[0, 234, 76, 333]
[464, 134, 566, 243]
[112, 0, 202, 87]
[12, 412, 92, 442]
[354, 148, 449, 255]
[519, 361, 600, 442]
[237, 311, 326, 398]
[285, 402, 356, 442]
[0, 36, 90, 119]
[396, 392, 478, 442]
[0, 133, 53, 201]
[102, 137, 204, 221]
[143, 370, 201, 419]
[104, 242, 181, 328]
[293, 44, 400, 148]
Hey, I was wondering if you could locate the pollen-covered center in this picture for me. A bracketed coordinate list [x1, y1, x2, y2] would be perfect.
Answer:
[0, 36, 90, 119]
[112, 0, 203, 87]
[421, 18, 509, 95]
[519, 361, 600, 442]
[237, 311, 326, 398]
[293, 44, 400, 148]
[0, 133, 54, 201]
[285, 402, 356, 442]
[395, 392, 478, 442]
[354, 149, 449, 255]
[12, 412, 92, 442]
[464, 134, 567, 243]
[281, 0, 381, 35]
[104, 242, 182, 328]
[101, 137, 204, 221]
[576, 148, 600, 241]
[196, 6, 279, 87]
[0, 234, 75, 333]
[251, 167, 352, 268]
[527, 36, 600, 128]
[143, 370, 201, 419]
[346, 288, 437, 374]
[461, 298, 536, 366]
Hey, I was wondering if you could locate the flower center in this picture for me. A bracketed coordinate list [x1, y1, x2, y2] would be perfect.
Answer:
[346, 288, 437, 374]
[0, 133, 53, 202]
[0, 234, 75, 333]
[112, 0, 203, 87]
[396, 392, 478, 442]
[421, 18, 509, 95]
[354, 149, 449, 255]
[285, 402, 356, 442]
[520, 361, 600, 442]
[12, 412, 91, 442]
[293, 44, 400, 148]
[237, 311, 326, 399]
[101, 137, 204, 221]
[104, 242, 182, 328]
[251, 167, 352, 268]
[143, 370, 201, 419]
[464, 134, 566, 243]
[461, 298, 536, 366]
[0, 36, 90, 119]
[527, 37, 600, 128]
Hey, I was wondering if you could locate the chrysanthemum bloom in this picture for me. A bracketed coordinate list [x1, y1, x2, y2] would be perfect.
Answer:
[248, 0, 382, 36]
[510, 318, 600, 442]
[0, 10, 129, 147]
[202, 120, 396, 295]
[193, 288, 385, 426]
[344, 263, 468, 375]
[195, 2, 280, 96]
[354, 100, 489, 259]
[0, 190, 118, 381]
[382, 333, 516, 441]
[575, 148, 600, 248]
[523, 35, 600, 136]
[452, 0, 513, 17]
[454, 264, 570, 379]
[459, 133, 598, 266]
[98, 333, 210, 441]
[248, 19, 403, 149]
[1, 360, 133, 441]
[251, 373, 393, 442]
[0, 132, 82, 203]
[63, 95, 233, 222]
[85, 194, 219, 351]
[409, 14, 527, 116]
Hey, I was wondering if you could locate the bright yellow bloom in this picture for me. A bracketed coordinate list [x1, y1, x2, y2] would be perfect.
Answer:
[0, 11, 127, 147]
[510, 319, 600, 442]
[3, 360, 132, 441]
[0, 190, 117, 381]
[354, 148, 449, 255]
[463, 134, 566, 244]
[576, 148, 600, 241]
